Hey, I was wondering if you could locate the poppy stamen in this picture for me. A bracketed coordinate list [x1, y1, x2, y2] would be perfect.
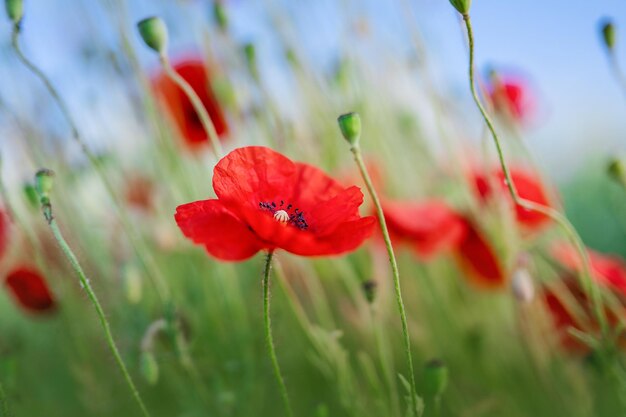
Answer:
[260, 200, 309, 230]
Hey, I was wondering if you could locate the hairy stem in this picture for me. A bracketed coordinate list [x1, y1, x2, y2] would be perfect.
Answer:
[263, 251, 294, 417]
[11, 25, 170, 303]
[462, 14, 608, 341]
[40, 199, 151, 417]
[351, 146, 420, 416]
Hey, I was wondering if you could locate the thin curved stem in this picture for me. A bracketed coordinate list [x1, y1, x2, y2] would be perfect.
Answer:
[262, 251, 294, 417]
[351, 146, 420, 416]
[11, 25, 170, 303]
[41, 201, 151, 417]
[159, 54, 224, 157]
[462, 14, 608, 341]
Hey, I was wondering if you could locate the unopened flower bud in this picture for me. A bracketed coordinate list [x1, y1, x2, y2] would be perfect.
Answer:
[23, 183, 38, 209]
[5, 0, 22, 24]
[448, 0, 471, 15]
[140, 351, 159, 385]
[337, 112, 361, 146]
[608, 157, 626, 186]
[122, 263, 143, 304]
[600, 19, 616, 51]
[362, 280, 377, 304]
[213, 1, 228, 32]
[511, 267, 535, 303]
[137, 17, 168, 54]
[34, 169, 54, 199]
[423, 359, 449, 399]
[243, 42, 259, 80]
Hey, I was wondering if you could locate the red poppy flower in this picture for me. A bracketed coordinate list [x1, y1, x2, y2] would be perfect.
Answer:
[454, 219, 506, 288]
[0, 208, 8, 260]
[153, 59, 228, 148]
[5, 267, 56, 313]
[542, 243, 626, 352]
[551, 242, 626, 297]
[472, 167, 551, 230]
[175, 146, 376, 260]
[487, 75, 535, 125]
[124, 174, 155, 212]
[382, 200, 466, 259]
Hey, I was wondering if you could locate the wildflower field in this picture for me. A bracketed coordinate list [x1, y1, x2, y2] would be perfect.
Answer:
[2, 0, 626, 416]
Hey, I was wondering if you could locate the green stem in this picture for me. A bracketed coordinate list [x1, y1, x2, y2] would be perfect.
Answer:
[11, 24, 170, 303]
[262, 251, 294, 417]
[159, 54, 224, 157]
[462, 14, 608, 341]
[608, 52, 626, 101]
[0, 382, 11, 417]
[41, 200, 151, 417]
[351, 146, 420, 416]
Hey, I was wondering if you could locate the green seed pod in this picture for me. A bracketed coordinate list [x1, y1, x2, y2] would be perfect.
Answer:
[23, 183, 39, 209]
[5, 0, 23, 24]
[362, 280, 377, 304]
[243, 42, 259, 80]
[34, 169, 55, 199]
[213, 1, 228, 32]
[122, 263, 143, 305]
[423, 359, 449, 399]
[448, 0, 471, 15]
[601, 19, 616, 51]
[337, 112, 361, 146]
[140, 351, 159, 385]
[137, 16, 168, 54]
[608, 157, 626, 186]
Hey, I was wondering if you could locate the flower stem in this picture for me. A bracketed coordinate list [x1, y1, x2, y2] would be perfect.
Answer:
[462, 14, 609, 341]
[262, 251, 294, 417]
[350, 146, 420, 416]
[159, 54, 224, 157]
[0, 381, 11, 417]
[40, 198, 151, 417]
[10, 24, 170, 304]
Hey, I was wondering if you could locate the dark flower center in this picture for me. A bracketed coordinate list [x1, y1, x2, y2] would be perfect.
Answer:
[259, 200, 309, 230]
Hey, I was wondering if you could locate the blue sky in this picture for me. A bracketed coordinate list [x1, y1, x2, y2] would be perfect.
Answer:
[2, 0, 626, 182]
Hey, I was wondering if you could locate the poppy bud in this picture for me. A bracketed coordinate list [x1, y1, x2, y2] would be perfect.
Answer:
[5, 0, 22, 24]
[511, 267, 534, 303]
[122, 263, 142, 304]
[243, 42, 259, 80]
[423, 359, 449, 399]
[448, 0, 471, 15]
[600, 19, 616, 51]
[608, 157, 626, 186]
[140, 351, 159, 385]
[23, 183, 39, 209]
[137, 16, 168, 54]
[213, 1, 228, 32]
[362, 280, 377, 304]
[34, 169, 54, 199]
[337, 112, 361, 146]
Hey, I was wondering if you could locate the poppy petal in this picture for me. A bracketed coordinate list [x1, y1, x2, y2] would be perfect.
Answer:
[175, 199, 263, 261]
[455, 220, 506, 288]
[213, 146, 296, 206]
[5, 267, 55, 313]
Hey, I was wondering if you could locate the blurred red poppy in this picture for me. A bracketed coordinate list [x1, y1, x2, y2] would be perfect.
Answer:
[454, 219, 506, 288]
[0, 208, 8, 260]
[552, 243, 626, 297]
[487, 74, 535, 125]
[5, 267, 56, 313]
[175, 146, 376, 260]
[125, 174, 155, 212]
[543, 243, 626, 353]
[382, 200, 466, 259]
[472, 167, 551, 230]
[153, 59, 228, 148]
